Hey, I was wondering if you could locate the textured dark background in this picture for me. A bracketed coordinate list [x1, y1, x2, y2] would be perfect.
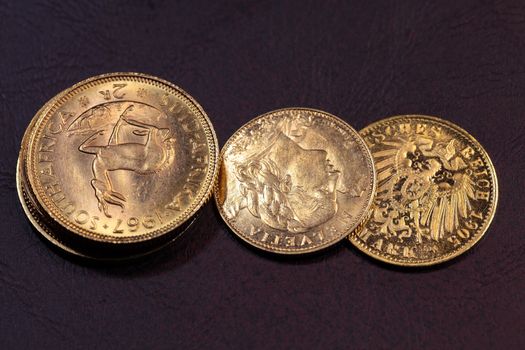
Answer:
[1, 0, 524, 349]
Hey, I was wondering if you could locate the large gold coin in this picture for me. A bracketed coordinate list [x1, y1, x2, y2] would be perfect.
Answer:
[349, 115, 498, 266]
[19, 72, 218, 257]
[215, 108, 376, 254]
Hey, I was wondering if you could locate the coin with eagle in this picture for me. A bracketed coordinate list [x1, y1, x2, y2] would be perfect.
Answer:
[349, 115, 498, 266]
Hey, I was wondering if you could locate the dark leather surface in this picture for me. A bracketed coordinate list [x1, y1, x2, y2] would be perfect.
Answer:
[1, 0, 524, 349]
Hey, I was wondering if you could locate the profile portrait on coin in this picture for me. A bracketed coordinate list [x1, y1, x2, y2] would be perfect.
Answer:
[216, 108, 375, 254]
[226, 117, 342, 233]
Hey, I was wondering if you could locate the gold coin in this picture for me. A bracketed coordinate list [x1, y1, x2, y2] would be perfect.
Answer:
[19, 72, 218, 257]
[349, 115, 498, 266]
[215, 108, 376, 254]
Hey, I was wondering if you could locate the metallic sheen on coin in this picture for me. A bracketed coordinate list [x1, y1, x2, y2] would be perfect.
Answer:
[350, 115, 498, 266]
[18, 72, 218, 259]
[215, 108, 376, 254]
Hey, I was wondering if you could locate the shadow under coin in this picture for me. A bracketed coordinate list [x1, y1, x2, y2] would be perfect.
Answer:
[26, 202, 220, 276]
[343, 238, 477, 273]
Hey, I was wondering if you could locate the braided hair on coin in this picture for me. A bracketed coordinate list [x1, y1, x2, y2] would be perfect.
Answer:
[235, 158, 308, 232]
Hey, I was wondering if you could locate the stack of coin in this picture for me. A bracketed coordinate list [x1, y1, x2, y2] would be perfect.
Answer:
[17, 73, 219, 260]
[18, 75, 498, 266]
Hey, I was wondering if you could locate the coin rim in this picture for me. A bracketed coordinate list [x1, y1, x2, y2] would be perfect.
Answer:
[349, 114, 499, 266]
[17, 160, 199, 261]
[214, 107, 377, 254]
[24, 72, 219, 244]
